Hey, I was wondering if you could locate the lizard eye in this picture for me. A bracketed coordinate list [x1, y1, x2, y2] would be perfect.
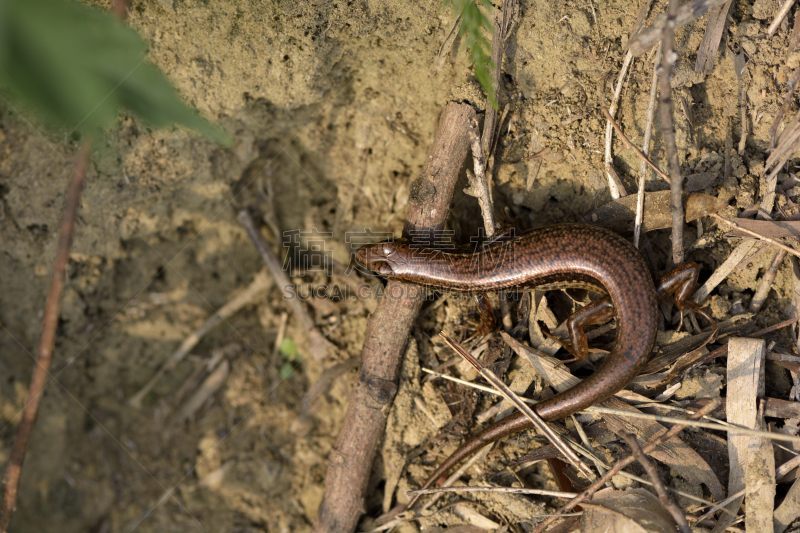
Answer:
[382, 243, 395, 256]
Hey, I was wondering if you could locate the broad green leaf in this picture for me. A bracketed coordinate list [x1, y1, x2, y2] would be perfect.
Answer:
[0, 0, 230, 145]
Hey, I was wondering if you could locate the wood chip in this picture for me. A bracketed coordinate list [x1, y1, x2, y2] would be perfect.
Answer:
[586, 191, 725, 234]
[694, 0, 733, 75]
[713, 337, 767, 532]
[775, 476, 800, 532]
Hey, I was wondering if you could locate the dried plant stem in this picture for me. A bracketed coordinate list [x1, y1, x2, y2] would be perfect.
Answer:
[657, 0, 685, 266]
[466, 118, 496, 236]
[408, 485, 577, 499]
[0, 140, 92, 533]
[621, 433, 691, 533]
[750, 250, 788, 313]
[534, 399, 719, 532]
[604, 52, 634, 199]
[129, 269, 271, 407]
[635, 49, 661, 247]
[768, 0, 797, 36]
[237, 209, 334, 361]
[602, 108, 670, 184]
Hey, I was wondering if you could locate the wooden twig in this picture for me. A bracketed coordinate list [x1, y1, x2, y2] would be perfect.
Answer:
[750, 249, 788, 313]
[408, 485, 576, 499]
[657, 0, 685, 266]
[604, 52, 634, 199]
[621, 433, 691, 533]
[466, 118, 496, 236]
[438, 333, 594, 479]
[481, 0, 518, 158]
[602, 108, 670, 184]
[768, 0, 797, 36]
[635, 49, 661, 247]
[316, 102, 475, 533]
[533, 399, 719, 532]
[238, 210, 335, 361]
[0, 140, 92, 533]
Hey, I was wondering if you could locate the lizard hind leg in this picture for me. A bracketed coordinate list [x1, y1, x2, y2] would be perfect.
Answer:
[657, 262, 714, 330]
[563, 298, 615, 360]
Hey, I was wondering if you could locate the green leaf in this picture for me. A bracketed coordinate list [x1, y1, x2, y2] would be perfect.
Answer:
[279, 362, 295, 380]
[0, 0, 230, 145]
[450, 0, 497, 109]
[279, 338, 299, 361]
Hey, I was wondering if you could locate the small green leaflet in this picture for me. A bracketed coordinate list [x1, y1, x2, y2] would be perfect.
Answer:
[279, 338, 299, 361]
[0, 0, 230, 145]
[451, 0, 496, 109]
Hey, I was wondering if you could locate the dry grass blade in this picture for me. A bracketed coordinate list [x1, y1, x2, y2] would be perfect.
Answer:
[693, 239, 761, 303]
[750, 250, 788, 313]
[775, 476, 800, 533]
[602, 108, 670, 184]
[604, 52, 634, 199]
[421, 368, 800, 444]
[438, 333, 594, 479]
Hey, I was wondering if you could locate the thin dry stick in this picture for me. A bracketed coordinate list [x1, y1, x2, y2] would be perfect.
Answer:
[533, 399, 720, 532]
[694, 488, 746, 525]
[604, 52, 634, 199]
[769, 0, 797, 36]
[621, 433, 691, 533]
[657, 0, 685, 266]
[466, 118, 496, 236]
[0, 140, 92, 533]
[408, 486, 576, 499]
[238, 209, 334, 361]
[438, 333, 594, 479]
[635, 49, 661, 247]
[750, 250, 788, 313]
[711, 213, 800, 259]
[602, 108, 670, 183]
